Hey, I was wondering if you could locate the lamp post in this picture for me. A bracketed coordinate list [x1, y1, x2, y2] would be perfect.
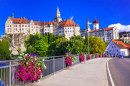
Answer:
[88, 23, 92, 54]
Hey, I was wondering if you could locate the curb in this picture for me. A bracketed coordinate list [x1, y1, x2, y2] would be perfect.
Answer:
[106, 59, 115, 86]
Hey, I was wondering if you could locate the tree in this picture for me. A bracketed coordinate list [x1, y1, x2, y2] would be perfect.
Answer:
[0, 40, 11, 60]
[48, 33, 54, 43]
[67, 35, 88, 54]
[48, 37, 69, 56]
[105, 42, 109, 47]
[84, 35, 106, 54]
[33, 40, 48, 57]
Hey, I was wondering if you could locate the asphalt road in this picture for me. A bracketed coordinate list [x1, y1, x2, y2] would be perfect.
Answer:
[108, 58, 130, 86]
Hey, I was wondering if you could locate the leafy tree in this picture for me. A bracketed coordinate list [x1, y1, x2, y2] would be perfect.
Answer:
[48, 37, 69, 56]
[48, 33, 53, 43]
[105, 42, 109, 47]
[0, 39, 11, 60]
[33, 40, 48, 57]
[67, 35, 88, 54]
[84, 35, 106, 54]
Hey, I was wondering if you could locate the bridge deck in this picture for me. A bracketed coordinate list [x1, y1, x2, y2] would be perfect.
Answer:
[31, 58, 110, 86]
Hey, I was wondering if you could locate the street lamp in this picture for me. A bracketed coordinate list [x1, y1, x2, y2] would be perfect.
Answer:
[88, 23, 92, 54]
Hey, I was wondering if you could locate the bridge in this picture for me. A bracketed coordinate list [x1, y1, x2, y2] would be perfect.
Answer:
[0, 55, 110, 86]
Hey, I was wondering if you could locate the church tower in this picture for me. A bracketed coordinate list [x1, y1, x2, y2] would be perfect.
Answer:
[93, 17, 99, 30]
[87, 18, 91, 32]
[54, 6, 62, 23]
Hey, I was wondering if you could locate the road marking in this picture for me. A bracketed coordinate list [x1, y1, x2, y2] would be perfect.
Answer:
[107, 59, 115, 86]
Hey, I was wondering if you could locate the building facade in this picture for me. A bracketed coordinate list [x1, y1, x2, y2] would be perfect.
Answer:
[81, 18, 119, 42]
[4, 7, 80, 55]
[106, 40, 130, 57]
[5, 7, 80, 40]
[119, 32, 130, 43]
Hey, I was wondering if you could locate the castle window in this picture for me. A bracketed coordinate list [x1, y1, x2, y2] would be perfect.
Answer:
[68, 31, 69, 32]
[22, 25, 24, 27]
[22, 29, 24, 30]
[16, 25, 17, 27]
[70, 28, 71, 29]
[68, 28, 69, 29]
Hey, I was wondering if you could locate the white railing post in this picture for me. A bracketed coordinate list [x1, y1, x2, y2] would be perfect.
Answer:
[8, 62, 11, 86]
[63, 56, 64, 69]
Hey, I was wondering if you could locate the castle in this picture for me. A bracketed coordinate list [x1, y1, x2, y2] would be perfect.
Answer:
[5, 7, 80, 40]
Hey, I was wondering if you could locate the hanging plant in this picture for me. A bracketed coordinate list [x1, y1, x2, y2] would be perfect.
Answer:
[79, 53, 85, 62]
[65, 52, 76, 67]
[15, 53, 46, 83]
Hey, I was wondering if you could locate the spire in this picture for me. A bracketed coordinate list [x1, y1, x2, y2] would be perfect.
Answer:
[12, 13, 14, 18]
[57, 6, 59, 12]
[87, 17, 89, 24]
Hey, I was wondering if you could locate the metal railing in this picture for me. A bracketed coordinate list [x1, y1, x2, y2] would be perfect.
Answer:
[0, 54, 106, 86]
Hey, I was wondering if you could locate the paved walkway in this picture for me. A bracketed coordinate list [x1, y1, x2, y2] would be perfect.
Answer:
[32, 58, 110, 86]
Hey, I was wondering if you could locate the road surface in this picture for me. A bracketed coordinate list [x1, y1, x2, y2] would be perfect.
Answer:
[108, 58, 130, 86]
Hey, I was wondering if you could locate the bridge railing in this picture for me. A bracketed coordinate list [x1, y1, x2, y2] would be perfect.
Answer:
[0, 54, 106, 86]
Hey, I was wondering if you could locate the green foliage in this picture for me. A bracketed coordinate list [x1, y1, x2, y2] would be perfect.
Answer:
[0, 39, 11, 60]
[33, 40, 48, 57]
[48, 37, 69, 56]
[48, 33, 53, 43]
[105, 42, 109, 47]
[66, 35, 88, 54]
[5, 32, 7, 35]
[84, 35, 106, 54]
[18, 47, 21, 54]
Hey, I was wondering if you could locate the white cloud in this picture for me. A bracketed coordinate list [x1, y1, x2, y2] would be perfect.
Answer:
[108, 23, 130, 32]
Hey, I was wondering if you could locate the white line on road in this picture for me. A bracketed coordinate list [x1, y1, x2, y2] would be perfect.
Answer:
[107, 59, 115, 86]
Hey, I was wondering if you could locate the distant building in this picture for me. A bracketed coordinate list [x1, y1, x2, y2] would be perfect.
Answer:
[119, 31, 130, 43]
[5, 6, 80, 40]
[81, 18, 119, 42]
[4, 6, 80, 55]
[106, 40, 130, 57]
[0, 38, 2, 41]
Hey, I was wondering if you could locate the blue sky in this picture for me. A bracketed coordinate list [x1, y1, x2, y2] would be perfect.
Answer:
[0, 0, 130, 38]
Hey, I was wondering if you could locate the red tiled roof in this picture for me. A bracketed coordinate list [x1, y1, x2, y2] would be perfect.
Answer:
[75, 24, 79, 27]
[33, 21, 41, 25]
[58, 19, 78, 27]
[89, 27, 113, 33]
[112, 40, 127, 49]
[125, 44, 130, 50]
[41, 22, 55, 25]
[93, 19, 99, 24]
[11, 18, 29, 24]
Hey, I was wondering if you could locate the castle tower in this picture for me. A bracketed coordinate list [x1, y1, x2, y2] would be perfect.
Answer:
[93, 17, 99, 30]
[87, 18, 91, 32]
[54, 6, 62, 23]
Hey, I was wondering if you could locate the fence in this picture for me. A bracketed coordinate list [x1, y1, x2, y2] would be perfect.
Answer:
[0, 54, 106, 86]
